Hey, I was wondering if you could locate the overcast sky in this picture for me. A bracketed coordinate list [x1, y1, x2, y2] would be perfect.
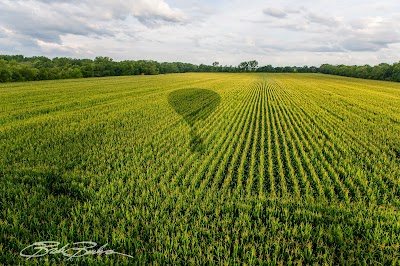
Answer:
[1, 0, 400, 66]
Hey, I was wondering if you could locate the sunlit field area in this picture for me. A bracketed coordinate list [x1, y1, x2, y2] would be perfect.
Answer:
[1, 73, 399, 265]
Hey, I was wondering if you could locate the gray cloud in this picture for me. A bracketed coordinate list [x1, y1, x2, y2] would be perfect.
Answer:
[0, 0, 187, 45]
[306, 13, 338, 27]
[0, 8, 113, 43]
[339, 17, 400, 51]
[263, 8, 287, 18]
[259, 4, 400, 54]
[340, 40, 383, 52]
[1, 0, 400, 66]
[0, 28, 8, 39]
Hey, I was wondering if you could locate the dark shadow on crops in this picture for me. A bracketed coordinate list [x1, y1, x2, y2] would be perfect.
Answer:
[168, 88, 221, 153]
[8, 128, 102, 201]
[6, 167, 91, 203]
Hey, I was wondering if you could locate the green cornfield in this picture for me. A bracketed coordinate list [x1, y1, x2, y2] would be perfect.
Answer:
[1, 73, 399, 265]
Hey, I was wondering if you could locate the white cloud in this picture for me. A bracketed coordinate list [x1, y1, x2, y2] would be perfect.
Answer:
[1, 0, 400, 66]
[0, 0, 187, 43]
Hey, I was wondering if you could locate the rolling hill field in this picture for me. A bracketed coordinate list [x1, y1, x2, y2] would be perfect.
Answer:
[1, 73, 400, 265]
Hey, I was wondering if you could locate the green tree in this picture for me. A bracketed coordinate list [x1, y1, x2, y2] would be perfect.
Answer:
[248, 60, 258, 71]
[0, 60, 12, 82]
[238, 62, 249, 72]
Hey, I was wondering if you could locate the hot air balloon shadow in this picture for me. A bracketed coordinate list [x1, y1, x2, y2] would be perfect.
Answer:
[168, 88, 221, 153]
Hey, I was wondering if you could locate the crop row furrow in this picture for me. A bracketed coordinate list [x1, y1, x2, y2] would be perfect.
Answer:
[156, 82, 256, 207]
[282, 84, 376, 202]
[272, 80, 362, 203]
[269, 81, 340, 202]
[181, 83, 258, 193]
[189, 82, 261, 201]
[245, 83, 263, 197]
[221, 84, 261, 194]
[257, 81, 267, 198]
[268, 82, 302, 199]
[267, 82, 312, 200]
[270, 80, 328, 201]
[266, 83, 288, 198]
[232, 83, 262, 196]
[275, 80, 397, 203]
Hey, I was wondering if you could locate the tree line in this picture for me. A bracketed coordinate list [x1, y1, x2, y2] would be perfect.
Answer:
[0, 56, 318, 82]
[0, 54, 399, 83]
[319, 63, 400, 82]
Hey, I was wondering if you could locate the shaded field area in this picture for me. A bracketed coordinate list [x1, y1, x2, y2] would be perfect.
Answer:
[1, 73, 400, 265]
